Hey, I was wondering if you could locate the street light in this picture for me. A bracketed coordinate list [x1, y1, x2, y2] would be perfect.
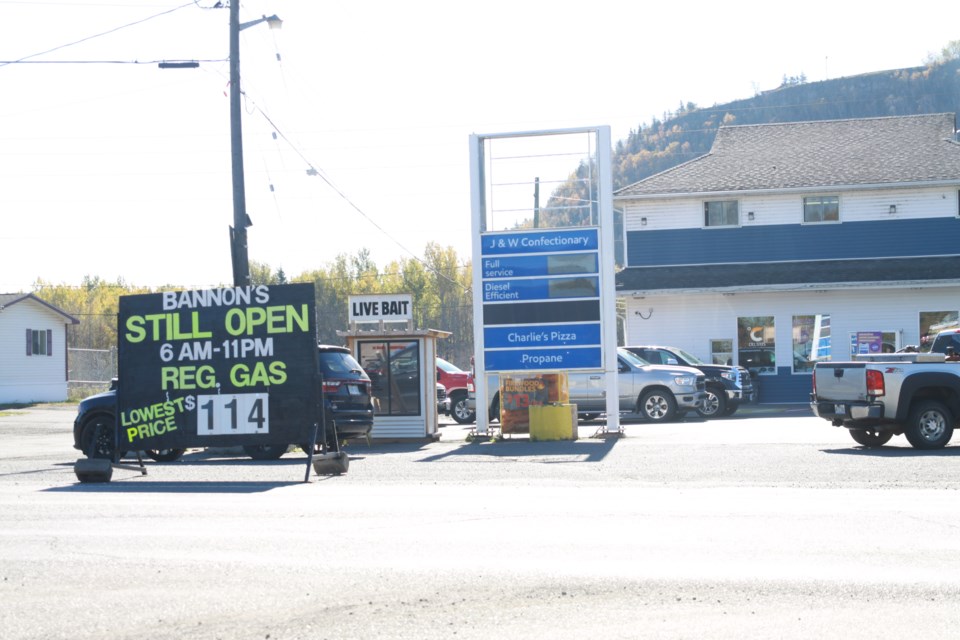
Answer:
[229, 7, 282, 287]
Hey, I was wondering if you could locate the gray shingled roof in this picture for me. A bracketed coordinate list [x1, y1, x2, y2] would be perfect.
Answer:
[616, 113, 960, 197]
[0, 293, 80, 323]
[615, 256, 960, 294]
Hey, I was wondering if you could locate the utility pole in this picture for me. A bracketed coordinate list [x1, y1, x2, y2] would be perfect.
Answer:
[228, 0, 250, 287]
[228, 6, 282, 287]
[533, 177, 540, 228]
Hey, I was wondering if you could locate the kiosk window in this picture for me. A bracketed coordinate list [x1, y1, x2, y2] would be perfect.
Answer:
[358, 340, 421, 416]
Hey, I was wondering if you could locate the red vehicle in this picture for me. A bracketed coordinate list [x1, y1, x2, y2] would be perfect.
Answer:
[437, 357, 475, 424]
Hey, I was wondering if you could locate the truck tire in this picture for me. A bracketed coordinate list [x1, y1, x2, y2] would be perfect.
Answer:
[849, 429, 894, 447]
[695, 387, 727, 418]
[904, 400, 954, 449]
[450, 392, 476, 424]
[639, 389, 677, 422]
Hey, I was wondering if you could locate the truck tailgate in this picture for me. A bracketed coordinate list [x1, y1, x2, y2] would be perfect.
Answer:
[814, 362, 870, 401]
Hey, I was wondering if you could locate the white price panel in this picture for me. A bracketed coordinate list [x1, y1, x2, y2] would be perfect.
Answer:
[196, 393, 269, 436]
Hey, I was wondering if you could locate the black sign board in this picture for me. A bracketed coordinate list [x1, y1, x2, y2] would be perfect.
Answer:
[117, 283, 317, 452]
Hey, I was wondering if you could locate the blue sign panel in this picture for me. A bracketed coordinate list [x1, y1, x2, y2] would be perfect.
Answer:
[481, 228, 599, 256]
[483, 276, 599, 302]
[479, 227, 604, 373]
[484, 323, 602, 349]
[482, 253, 599, 279]
[484, 347, 602, 371]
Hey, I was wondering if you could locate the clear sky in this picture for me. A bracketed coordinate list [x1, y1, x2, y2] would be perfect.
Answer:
[1, 0, 956, 292]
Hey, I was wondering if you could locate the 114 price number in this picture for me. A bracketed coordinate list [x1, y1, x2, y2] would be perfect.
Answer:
[196, 393, 269, 436]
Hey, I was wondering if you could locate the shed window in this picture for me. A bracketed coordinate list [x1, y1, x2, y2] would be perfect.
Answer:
[803, 195, 839, 223]
[704, 200, 739, 227]
[26, 329, 53, 356]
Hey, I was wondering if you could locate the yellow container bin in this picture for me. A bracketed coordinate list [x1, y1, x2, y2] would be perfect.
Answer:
[528, 403, 578, 441]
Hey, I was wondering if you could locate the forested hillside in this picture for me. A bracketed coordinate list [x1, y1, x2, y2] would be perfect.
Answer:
[543, 55, 960, 227]
[615, 58, 960, 190]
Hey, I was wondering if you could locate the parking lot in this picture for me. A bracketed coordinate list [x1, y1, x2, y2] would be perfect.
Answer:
[3, 404, 960, 639]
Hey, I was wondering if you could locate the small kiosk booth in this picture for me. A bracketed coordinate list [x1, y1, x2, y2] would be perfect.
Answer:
[339, 294, 449, 441]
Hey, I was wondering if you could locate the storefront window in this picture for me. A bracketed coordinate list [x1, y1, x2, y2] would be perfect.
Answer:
[357, 340, 421, 416]
[847, 331, 897, 357]
[919, 311, 959, 351]
[793, 314, 830, 373]
[738, 316, 775, 375]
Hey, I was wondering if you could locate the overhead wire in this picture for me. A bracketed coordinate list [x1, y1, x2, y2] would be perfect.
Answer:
[247, 99, 472, 293]
[0, 1, 200, 68]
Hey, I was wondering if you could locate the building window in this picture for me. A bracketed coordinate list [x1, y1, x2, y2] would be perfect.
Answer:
[737, 316, 775, 375]
[849, 331, 897, 357]
[919, 310, 959, 350]
[25, 329, 52, 356]
[793, 315, 830, 373]
[710, 339, 733, 366]
[704, 200, 739, 227]
[357, 340, 421, 416]
[803, 195, 839, 223]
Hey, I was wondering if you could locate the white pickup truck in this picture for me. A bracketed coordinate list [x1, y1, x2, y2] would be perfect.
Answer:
[810, 351, 960, 449]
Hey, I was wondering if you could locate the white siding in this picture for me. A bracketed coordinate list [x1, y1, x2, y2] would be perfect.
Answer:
[0, 301, 70, 403]
[370, 416, 431, 440]
[623, 285, 960, 369]
[623, 200, 698, 231]
[623, 186, 959, 231]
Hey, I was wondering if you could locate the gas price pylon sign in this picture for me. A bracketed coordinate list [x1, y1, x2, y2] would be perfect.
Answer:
[116, 283, 317, 453]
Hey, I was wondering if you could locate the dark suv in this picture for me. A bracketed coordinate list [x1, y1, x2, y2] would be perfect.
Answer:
[73, 344, 374, 462]
[624, 345, 754, 418]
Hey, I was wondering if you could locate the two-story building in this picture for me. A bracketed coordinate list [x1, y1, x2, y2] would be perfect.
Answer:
[614, 113, 960, 403]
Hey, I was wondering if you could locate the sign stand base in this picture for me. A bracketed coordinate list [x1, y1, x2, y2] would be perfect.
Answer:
[74, 452, 147, 483]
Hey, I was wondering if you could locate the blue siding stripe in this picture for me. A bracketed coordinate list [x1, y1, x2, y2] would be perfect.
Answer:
[752, 369, 813, 404]
[627, 218, 960, 266]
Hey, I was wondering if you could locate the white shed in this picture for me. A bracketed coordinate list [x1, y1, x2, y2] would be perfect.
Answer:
[0, 293, 79, 404]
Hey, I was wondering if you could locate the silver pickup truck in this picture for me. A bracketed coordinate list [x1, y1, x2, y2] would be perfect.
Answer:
[811, 352, 960, 449]
[470, 347, 707, 423]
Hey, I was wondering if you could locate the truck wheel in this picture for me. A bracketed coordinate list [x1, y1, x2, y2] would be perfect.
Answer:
[146, 448, 186, 462]
[722, 402, 740, 417]
[243, 444, 289, 460]
[451, 392, 476, 424]
[904, 401, 954, 449]
[849, 429, 893, 447]
[639, 390, 677, 422]
[696, 388, 726, 418]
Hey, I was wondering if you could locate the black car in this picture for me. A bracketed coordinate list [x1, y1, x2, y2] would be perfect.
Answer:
[624, 345, 755, 418]
[72, 344, 374, 462]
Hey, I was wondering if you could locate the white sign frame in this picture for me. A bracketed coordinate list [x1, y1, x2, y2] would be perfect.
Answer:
[469, 126, 618, 435]
[348, 294, 413, 324]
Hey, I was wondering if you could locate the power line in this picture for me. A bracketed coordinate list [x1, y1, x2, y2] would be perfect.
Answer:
[0, 59, 221, 65]
[248, 101, 471, 293]
[0, 1, 197, 68]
